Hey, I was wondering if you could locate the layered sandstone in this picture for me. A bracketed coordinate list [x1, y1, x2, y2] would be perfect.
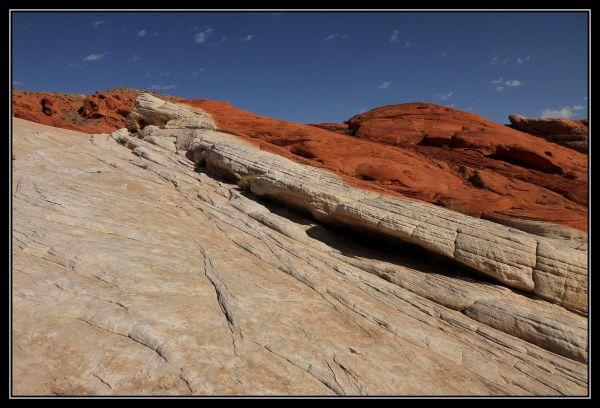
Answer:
[508, 114, 589, 154]
[12, 89, 588, 234]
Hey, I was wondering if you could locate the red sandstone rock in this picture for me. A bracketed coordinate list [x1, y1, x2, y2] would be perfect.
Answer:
[11, 90, 137, 133]
[308, 122, 349, 134]
[508, 114, 589, 154]
[181, 99, 587, 232]
[10, 89, 587, 232]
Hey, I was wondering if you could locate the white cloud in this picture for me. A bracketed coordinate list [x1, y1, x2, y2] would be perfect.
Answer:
[540, 105, 585, 119]
[67, 62, 82, 68]
[489, 56, 499, 65]
[502, 57, 510, 64]
[130, 53, 141, 62]
[436, 91, 453, 100]
[505, 79, 524, 87]
[192, 69, 205, 79]
[389, 29, 400, 43]
[221, 36, 228, 43]
[517, 55, 531, 65]
[440, 52, 447, 58]
[240, 34, 254, 42]
[12, 80, 23, 86]
[137, 29, 147, 37]
[377, 81, 392, 89]
[92, 21, 104, 28]
[151, 84, 176, 90]
[194, 28, 214, 43]
[494, 86, 505, 92]
[82, 52, 107, 62]
[491, 77, 504, 85]
[404, 40, 411, 48]
[324, 33, 348, 41]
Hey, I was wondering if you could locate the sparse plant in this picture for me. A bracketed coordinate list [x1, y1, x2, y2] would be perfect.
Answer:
[237, 174, 260, 191]
[248, 132, 259, 138]
[441, 144, 451, 151]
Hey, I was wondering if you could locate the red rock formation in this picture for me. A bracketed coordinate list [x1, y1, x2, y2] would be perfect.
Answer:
[11, 89, 587, 232]
[508, 114, 589, 154]
[11, 88, 182, 134]
[12, 90, 137, 133]
[308, 122, 349, 134]
[181, 99, 588, 232]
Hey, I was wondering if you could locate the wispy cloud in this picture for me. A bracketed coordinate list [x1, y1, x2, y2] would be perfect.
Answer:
[492, 79, 524, 91]
[92, 21, 104, 28]
[540, 105, 585, 119]
[240, 34, 254, 42]
[377, 81, 392, 89]
[137, 29, 147, 37]
[192, 69, 205, 79]
[151, 84, 176, 90]
[489, 56, 499, 65]
[502, 57, 510, 64]
[404, 40, 411, 48]
[221, 36, 228, 43]
[194, 28, 214, 43]
[440, 52, 447, 58]
[435, 91, 453, 100]
[516, 55, 531, 65]
[82, 52, 107, 62]
[12, 80, 23, 86]
[324, 33, 348, 41]
[389, 29, 400, 43]
[67, 62, 82, 68]
[505, 79, 524, 87]
[130, 53, 141, 62]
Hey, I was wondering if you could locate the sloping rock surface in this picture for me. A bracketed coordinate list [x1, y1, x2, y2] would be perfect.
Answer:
[181, 100, 588, 234]
[12, 90, 588, 233]
[12, 95, 588, 395]
[508, 114, 589, 154]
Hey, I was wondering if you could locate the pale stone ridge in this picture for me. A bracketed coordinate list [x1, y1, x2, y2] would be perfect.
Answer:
[11, 94, 588, 395]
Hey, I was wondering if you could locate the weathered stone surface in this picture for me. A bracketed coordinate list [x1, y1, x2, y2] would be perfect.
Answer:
[180, 99, 588, 234]
[127, 95, 588, 314]
[125, 93, 215, 132]
[508, 114, 589, 154]
[12, 117, 588, 395]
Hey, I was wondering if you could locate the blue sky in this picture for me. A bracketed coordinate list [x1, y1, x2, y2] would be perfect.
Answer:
[12, 11, 589, 124]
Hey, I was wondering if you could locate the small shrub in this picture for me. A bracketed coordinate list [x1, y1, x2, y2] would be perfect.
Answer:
[441, 144, 451, 151]
[237, 174, 260, 191]
[248, 132, 259, 138]
[344, 128, 356, 136]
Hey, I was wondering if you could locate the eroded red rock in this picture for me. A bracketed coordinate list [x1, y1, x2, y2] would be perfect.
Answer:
[181, 99, 588, 232]
[508, 114, 589, 154]
[11, 89, 587, 232]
